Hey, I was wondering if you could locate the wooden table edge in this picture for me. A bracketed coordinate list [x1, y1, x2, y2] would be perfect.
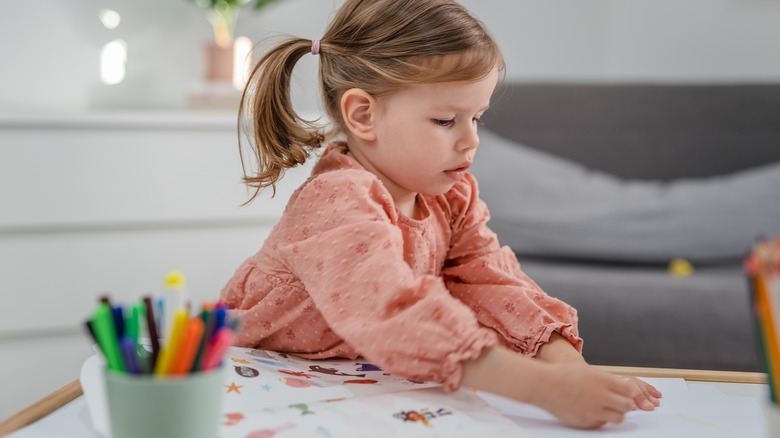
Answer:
[0, 379, 83, 436]
[597, 365, 768, 384]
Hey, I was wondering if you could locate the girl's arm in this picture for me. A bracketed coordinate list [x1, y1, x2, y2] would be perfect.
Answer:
[441, 175, 583, 356]
[461, 344, 640, 429]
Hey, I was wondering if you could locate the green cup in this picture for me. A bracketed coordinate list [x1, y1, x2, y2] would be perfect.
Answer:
[105, 367, 225, 438]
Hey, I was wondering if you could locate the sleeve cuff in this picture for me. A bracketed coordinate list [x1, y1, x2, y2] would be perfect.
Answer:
[522, 323, 583, 358]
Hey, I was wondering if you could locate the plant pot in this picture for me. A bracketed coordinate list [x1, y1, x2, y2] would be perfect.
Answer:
[204, 44, 233, 82]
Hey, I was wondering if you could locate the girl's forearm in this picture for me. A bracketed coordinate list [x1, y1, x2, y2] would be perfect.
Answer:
[460, 344, 550, 404]
[535, 332, 586, 363]
[461, 333, 583, 402]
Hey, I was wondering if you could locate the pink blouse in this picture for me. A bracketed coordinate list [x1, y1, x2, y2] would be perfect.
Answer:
[220, 142, 582, 391]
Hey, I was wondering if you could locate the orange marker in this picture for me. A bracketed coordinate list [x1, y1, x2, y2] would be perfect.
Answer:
[172, 317, 205, 375]
[154, 308, 189, 375]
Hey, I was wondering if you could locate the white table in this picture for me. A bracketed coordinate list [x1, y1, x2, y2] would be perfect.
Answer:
[0, 366, 771, 437]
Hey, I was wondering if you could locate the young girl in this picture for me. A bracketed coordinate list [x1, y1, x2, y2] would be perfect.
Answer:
[220, 0, 661, 429]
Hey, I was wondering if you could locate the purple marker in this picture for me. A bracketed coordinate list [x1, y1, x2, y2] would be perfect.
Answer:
[120, 336, 140, 374]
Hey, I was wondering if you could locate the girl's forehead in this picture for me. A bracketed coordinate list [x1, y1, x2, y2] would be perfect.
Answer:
[382, 70, 499, 109]
[412, 51, 504, 83]
[423, 68, 500, 94]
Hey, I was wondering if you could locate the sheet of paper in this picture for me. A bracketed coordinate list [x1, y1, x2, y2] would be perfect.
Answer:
[79, 347, 529, 438]
[477, 377, 767, 437]
[220, 387, 529, 438]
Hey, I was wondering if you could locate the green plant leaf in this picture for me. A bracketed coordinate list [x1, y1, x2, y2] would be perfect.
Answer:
[252, 0, 284, 10]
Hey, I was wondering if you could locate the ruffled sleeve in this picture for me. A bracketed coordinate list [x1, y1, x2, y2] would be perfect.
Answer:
[275, 170, 498, 390]
[441, 173, 583, 356]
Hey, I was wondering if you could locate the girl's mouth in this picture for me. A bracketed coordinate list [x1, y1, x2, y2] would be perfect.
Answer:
[444, 163, 471, 180]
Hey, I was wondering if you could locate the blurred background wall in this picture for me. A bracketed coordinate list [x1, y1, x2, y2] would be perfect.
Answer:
[1, 0, 779, 113]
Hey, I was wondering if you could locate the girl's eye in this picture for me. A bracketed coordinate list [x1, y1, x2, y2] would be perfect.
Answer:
[434, 119, 455, 127]
[473, 117, 485, 126]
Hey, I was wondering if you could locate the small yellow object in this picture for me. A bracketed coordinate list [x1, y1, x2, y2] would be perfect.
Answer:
[164, 270, 186, 289]
[668, 258, 694, 278]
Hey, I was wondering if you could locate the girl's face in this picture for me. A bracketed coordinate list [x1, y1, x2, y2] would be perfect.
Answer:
[361, 69, 499, 211]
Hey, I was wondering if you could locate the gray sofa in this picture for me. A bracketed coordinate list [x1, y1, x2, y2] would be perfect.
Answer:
[471, 84, 780, 371]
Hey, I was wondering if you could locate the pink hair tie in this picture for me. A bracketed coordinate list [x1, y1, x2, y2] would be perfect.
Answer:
[311, 39, 321, 55]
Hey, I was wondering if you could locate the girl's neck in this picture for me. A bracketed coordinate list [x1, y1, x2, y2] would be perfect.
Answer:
[344, 145, 421, 220]
[396, 195, 422, 220]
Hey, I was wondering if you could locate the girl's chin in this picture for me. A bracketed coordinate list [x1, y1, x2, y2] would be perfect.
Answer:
[421, 181, 457, 197]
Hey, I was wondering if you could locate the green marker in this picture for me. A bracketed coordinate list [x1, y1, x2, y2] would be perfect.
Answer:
[129, 301, 150, 373]
[125, 302, 140, 342]
[93, 302, 126, 372]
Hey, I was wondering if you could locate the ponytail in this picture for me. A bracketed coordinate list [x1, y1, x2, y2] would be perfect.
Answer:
[238, 37, 325, 203]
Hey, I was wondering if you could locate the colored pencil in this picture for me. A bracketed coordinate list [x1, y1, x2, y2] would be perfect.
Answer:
[746, 234, 780, 403]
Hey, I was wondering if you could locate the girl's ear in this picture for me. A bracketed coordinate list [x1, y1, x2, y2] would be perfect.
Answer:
[340, 88, 378, 142]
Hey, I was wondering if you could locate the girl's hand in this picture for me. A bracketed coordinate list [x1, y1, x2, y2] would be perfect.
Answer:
[530, 362, 642, 429]
[535, 333, 662, 413]
[462, 346, 661, 429]
[626, 376, 662, 411]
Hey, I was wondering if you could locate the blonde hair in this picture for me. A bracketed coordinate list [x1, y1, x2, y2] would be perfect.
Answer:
[239, 0, 505, 202]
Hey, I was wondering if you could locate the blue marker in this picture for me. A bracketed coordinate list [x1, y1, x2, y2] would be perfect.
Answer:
[156, 298, 165, 338]
[111, 306, 125, 339]
[212, 307, 227, 337]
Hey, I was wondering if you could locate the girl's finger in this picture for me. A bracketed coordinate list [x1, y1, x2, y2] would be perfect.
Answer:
[634, 392, 658, 411]
[631, 378, 661, 410]
[642, 381, 663, 399]
[605, 393, 636, 414]
[609, 376, 638, 396]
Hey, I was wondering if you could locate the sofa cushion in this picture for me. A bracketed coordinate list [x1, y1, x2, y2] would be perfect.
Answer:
[482, 84, 780, 180]
[515, 258, 758, 371]
[472, 129, 780, 264]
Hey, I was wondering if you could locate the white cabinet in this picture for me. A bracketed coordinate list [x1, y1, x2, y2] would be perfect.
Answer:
[0, 111, 315, 334]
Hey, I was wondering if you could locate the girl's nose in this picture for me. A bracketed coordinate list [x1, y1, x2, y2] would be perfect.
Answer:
[457, 125, 479, 152]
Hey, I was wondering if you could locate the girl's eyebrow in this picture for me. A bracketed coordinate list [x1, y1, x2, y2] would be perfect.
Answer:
[434, 103, 491, 113]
